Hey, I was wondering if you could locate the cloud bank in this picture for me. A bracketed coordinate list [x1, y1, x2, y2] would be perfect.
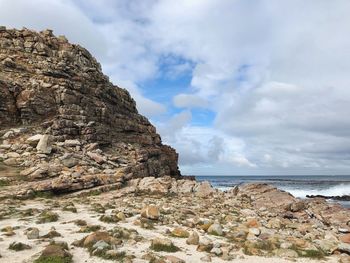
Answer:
[1, 0, 350, 175]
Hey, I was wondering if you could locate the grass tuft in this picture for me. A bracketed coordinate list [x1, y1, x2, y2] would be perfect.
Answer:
[34, 255, 72, 263]
[150, 243, 180, 253]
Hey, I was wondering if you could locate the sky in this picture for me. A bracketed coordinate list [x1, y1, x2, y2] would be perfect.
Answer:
[1, 0, 350, 175]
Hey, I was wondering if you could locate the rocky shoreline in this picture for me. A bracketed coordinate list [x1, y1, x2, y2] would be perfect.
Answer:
[1, 178, 350, 263]
[307, 194, 350, 202]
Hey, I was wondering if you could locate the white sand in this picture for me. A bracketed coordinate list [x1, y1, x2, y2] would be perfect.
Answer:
[0, 200, 338, 263]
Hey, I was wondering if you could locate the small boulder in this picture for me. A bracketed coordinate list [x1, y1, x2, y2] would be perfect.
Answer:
[186, 231, 199, 245]
[290, 200, 306, 212]
[26, 227, 40, 239]
[83, 231, 115, 248]
[341, 234, 350, 244]
[64, 139, 81, 147]
[116, 212, 126, 221]
[36, 135, 53, 154]
[62, 157, 79, 168]
[26, 134, 43, 146]
[194, 181, 215, 197]
[207, 223, 223, 236]
[8, 242, 31, 251]
[92, 240, 110, 250]
[210, 247, 223, 256]
[171, 227, 190, 238]
[87, 151, 105, 164]
[197, 237, 213, 252]
[141, 205, 160, 220]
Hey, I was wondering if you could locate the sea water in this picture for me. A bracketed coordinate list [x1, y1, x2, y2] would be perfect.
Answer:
[196, 175, 350, 208]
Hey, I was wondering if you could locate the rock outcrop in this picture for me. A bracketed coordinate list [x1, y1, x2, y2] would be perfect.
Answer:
[0, 27, 181, 195]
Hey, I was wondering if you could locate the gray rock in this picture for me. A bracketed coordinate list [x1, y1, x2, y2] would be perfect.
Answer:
[62, 157, 79, 168]
[36, 135, 53, 154]
[26, 228, 40, 239]
[210, 247, 223, 256]
[92, 240, 110, 250]
[338, 242, 350, 254]
[26, 134, 43, 146]
[64, 139, 81, 147]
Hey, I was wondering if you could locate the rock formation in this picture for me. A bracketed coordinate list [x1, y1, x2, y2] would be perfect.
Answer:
[0, 27, 181, 196]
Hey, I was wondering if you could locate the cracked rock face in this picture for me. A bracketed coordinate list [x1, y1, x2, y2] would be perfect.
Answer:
[0, 27, 181, 195]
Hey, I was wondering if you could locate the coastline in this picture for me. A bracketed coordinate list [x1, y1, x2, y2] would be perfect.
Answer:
[196, 175, 350, 208]
[1, 177, 350, 263]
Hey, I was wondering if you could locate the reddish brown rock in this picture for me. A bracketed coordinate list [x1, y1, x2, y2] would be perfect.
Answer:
[0, 27, 181, 196]
[341, 234, 350, 244]
[238, 183, 296, 210]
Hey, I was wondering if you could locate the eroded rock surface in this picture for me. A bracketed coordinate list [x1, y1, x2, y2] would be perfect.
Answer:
[0, 27, 181, 196]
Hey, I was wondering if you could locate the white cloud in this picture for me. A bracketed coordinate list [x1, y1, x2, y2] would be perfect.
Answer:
[2, 0, 350, 174]
[144, 0, 350, 174]
[230, 156, 257, 168]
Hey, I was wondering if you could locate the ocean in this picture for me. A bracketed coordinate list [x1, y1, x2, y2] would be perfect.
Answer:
[196, 175, 350, 208]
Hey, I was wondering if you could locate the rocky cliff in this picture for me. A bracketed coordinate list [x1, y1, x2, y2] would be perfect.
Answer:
[0, 27, 181, 196]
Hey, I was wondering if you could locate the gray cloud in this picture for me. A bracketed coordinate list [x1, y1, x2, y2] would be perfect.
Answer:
[2, 0, 350, 174]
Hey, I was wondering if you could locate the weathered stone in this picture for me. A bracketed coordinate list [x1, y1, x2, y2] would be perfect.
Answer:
[116, 212, 126, 221]
[26, 134, 43, 146]
[138, 176, 171, 194]
[197, 237, 213, 252]
[238, 184, 296, 210]
[290, 200, 306, 212]
[0, 27, 181, 196]
[194, 181, 215, 197]
[141, 205, 160, 220]
[64, 139, 81, 147]
[83, 231, 114, 247]
[62, 157, 79, 168]
[314, 239, 338, 255]
[171, 227, 190, 238]
[338, 243, 350, 254]
[87, 151, 105, 164]
[36, 135, 53, 154]
[207, 223, 223, 236]
[186, 231, 199, 245]
[341, 234, 350, 244]
[26, 227, 40, 239]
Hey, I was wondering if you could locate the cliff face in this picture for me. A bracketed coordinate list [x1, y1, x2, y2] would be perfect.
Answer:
[0, 27, 181, 195]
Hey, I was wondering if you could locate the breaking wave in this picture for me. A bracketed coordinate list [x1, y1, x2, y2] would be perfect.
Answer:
[281, 183, 350, 198]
